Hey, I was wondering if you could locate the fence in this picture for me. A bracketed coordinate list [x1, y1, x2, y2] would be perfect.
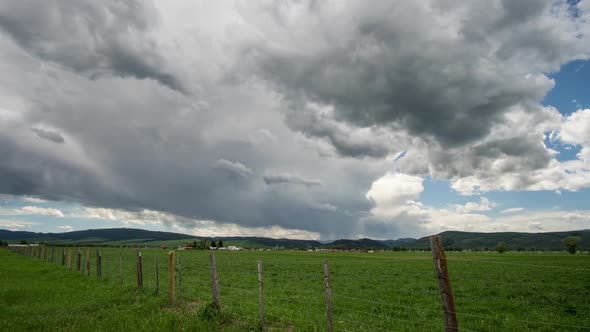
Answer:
[6, 238, 590, 331]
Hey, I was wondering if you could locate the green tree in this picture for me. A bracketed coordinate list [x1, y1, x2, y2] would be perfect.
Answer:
[211, 240, 217, 248]
[563, 236, 581, 254]
[218, 240, 223, 248]
[19, 240, 28, 245]
[495, 242, 507, 254]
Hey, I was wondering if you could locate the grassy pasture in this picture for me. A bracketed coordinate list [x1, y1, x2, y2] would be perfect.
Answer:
[1, 248, 589, 331]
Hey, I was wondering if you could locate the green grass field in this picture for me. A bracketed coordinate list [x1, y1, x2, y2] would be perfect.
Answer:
[1, 248, 589, 331]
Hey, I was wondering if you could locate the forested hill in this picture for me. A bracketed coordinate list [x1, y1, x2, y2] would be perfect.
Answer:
[409, 229, 590, 251]
[0, 228, 191, 242]
[0, 228, 588, 250]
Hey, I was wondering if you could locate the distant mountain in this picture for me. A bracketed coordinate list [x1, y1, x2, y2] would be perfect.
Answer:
[408, 230, 590, 251]
[217, 236, 321, 249]
[0, 228, 321, 248]
[0, 228, 192, 243]
[378, 238, 417, 248]
[1, 228, 588, 251]
[323, 238, 388, 249]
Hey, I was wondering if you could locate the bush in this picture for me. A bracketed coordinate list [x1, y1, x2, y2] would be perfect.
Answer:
[563, 236, 581, 254]
[496, 242, 507, 254]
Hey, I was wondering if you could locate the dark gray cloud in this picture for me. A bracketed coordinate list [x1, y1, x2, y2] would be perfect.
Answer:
[0, 0, 184, 93]
[263, 173, 321, 187]
[213, 159, 254, 178]
[31, 127, 64, 144]
[0, 39, 375, 239]
[239, 0, 584, 152]
[285, 106, 395, 158]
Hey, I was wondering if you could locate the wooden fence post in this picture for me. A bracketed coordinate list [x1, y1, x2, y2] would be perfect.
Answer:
[51, 247, 55, 263]
[169, 251, 175, 303]
[86, 250, 91, 276]
[62, 248, 66, 266]
[38, 247, 41, 259]
[430, 236, 459, 332]
[177, 255, 182, 303]
[97, 249, 102, 277]
[43, 247, 47, 261]
[209, 251, 220, 308]
[119, 252, 123, 286]
[323, 259, 333, 332]
[67, 249, 72, 270]
[136, 249, 143, 288]
[155, 255, 159, 295]
[76, 248, 81, 271]
[258, 260, 264, 330]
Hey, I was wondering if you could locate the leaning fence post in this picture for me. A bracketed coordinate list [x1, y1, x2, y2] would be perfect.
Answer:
[430, 236, 459, 332]
[97, 249, 102, 277]
[323, 259, 333, 332]
[209, 251, 220, 308]
[77, 248, 81, 271]
[169, 251, 175, 303]
[155, 255, 159, 295]
[67, 249, 72, 270]
[258, 259, 264, 330]
[136, 248, 143, 288]
[85, 250, 91, 276]
[177, 255, 182, 303]
[119, 252, 123, 286]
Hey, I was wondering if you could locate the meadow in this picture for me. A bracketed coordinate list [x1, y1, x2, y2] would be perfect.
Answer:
[1, 247, 589, 331]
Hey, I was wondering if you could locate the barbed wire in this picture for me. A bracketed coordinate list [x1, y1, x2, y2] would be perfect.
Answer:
[7, 248, 590, 330]
[444, 258, 590, 271]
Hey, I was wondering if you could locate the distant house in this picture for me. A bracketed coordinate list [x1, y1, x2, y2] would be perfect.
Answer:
[226, 246, 240, 251]
[161, 245, 168, 250]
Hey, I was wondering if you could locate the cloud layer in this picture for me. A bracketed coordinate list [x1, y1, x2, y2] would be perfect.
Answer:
[0, 0, 589, 239]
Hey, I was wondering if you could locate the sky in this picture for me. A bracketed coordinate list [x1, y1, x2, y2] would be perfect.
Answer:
[0, 0, 589, 240]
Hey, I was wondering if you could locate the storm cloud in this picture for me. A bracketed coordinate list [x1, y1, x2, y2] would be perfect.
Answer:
[0, 0, 589, 239]
[239, 0, 584, 148]
[0, 0, 184, 92]
[31, 127, 64, 144]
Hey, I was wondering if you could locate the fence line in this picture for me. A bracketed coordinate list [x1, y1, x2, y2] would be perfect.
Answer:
[5, 244, 590, 331]
[444, 258, 590, 271]
[330, 304, 450, 331]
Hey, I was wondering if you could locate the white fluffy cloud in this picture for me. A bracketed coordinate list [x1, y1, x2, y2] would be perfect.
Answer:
[558, 108, 590, 163]
[16, 206, 64, 218]
[501, 207, 525, 214]
[363, 172, 496, 237]
[366, 172, 424, 218]
[362, 170, 590, 238]
[0, 219, 37, 231]
[58, 225, 74, 232]
[454, 197, 496, 214]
